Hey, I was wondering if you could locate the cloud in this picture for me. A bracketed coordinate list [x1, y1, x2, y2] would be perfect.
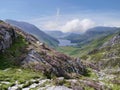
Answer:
[61, 19, 95, 33]
[28, 18, 95, 32]
[43, 21, 59, 30]
[26, 11, 120, 32]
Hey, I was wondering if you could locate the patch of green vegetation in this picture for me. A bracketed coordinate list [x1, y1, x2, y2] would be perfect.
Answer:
[56, 46, 81, 57]
[56, 34, 115, 57]
[0, 84, 9, 90]
[86, 68, 98, 79]
[112, 84, 120, 90]
[0, 68, 44, 84]
[0, 35, 27, 69]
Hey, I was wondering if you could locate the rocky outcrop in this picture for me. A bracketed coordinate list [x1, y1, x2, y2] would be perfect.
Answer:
[0, 22, 17, 52]
[21, 35, 87, 77]
[0, 20, 87, 78]
[101, 33, 120, 48]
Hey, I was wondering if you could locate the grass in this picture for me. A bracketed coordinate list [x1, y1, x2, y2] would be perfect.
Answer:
[0, 35, 27, 69]
[56, 46, 81, 57]
[0, 68, 45, 89]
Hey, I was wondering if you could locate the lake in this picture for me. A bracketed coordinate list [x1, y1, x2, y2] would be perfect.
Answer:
[58, 39, 77, 46]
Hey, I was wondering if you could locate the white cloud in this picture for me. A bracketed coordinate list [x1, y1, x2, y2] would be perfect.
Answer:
[61, 19, 95, 33]
[43, 21, 59, 30]
[25, 11, 120, 32]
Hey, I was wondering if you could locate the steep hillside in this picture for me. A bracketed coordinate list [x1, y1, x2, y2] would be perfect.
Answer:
[5, 19, 59, 47]
[79, 33, 120, 89]
[85, 32, 120, 70]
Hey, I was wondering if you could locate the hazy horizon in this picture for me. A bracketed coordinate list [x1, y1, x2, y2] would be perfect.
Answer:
[0, 0, 120, 33]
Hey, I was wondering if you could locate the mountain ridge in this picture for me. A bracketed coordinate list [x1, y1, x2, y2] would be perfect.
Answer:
[5, 19, 59, 47]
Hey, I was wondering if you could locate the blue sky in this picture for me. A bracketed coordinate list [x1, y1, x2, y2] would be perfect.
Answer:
[0, 0, 120, 32]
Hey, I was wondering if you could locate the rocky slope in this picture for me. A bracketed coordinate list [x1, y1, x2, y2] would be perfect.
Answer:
[80, 32, 120, 90]
[0, 20, 87, 78]
[87, 33, 120, 70]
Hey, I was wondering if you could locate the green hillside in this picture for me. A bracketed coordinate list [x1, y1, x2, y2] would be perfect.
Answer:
[57, 33, 116, 57]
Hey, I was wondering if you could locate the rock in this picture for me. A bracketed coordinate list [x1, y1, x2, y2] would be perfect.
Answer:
[46, 86, 72, 90]
[1, 81, 10, 84]
[0, 23, 17, 52]
[101, 34, 120, 48]
[22, 49, 87, 78]
[72, 86, 84, 90]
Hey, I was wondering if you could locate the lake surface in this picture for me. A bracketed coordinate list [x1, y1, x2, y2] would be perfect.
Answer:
[58, 39, 77, 46]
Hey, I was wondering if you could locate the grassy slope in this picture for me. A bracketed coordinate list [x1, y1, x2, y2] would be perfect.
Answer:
[56, 34, 115, 57]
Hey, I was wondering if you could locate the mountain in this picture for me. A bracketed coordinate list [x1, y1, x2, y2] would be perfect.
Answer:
[0, 20, 119, 89]
[45, 31, 71, 39]
[5, 19, 59, 47]
[57, 27, 120, 57]
[66, 26, 119, 45]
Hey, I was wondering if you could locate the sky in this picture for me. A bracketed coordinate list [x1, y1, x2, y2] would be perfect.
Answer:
[0, 0, 120, 32]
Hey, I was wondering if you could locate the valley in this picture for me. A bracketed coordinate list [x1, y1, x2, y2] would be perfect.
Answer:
[0, 20, 119, 90]
[0, 0, 120, 90]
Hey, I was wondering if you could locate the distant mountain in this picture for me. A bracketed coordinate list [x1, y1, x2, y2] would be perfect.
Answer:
[45, 31, 71, 39]
[65, 26, 119, 46]
[5, 19, 59, 47]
